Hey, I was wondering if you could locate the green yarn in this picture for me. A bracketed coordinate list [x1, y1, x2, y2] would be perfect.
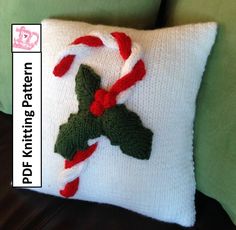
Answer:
[101, 105, 153, 159]
[55, 64, 153, 160]
[54, 111, 102, 160]
[75, 64, 101, 111]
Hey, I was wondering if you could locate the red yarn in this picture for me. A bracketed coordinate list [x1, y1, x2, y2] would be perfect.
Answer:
[90, 89, 117, 116]
[94, 89, 107, 104]
[60, 143, 98, 198]
[90, 101, 105, 117]
[60, 178, 79, 198]
[94, 89, 117, 108]
[111, 32, 132, 60]
[71, 35, 104, 47]
[110, 59, 146, 95]
[53, 36, 103, 78]
[103, 92, 116, 109]
[53, 55, 75, 77]
[65, 143, 98, 168]
[89, 59, 145, 117]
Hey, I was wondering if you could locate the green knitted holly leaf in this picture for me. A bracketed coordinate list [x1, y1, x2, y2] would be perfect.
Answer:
[75, 64, 101, 111]
[54, 64, 153, 161]
[54, 111, 102, 160]
[101, 105, 153, 159]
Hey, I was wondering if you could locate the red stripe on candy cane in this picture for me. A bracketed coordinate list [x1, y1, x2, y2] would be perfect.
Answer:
[71, 35, 104, 46]
[59, 143, 98, 198]
[111, 32, 132, 60]
[53, 55, 75, 77]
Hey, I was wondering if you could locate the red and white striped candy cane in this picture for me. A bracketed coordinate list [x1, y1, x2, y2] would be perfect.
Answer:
[53, 31, 146, 198]
[59, 143, 97, 198]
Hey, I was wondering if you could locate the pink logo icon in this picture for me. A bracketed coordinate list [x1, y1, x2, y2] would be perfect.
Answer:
[13, 26, 39, 50]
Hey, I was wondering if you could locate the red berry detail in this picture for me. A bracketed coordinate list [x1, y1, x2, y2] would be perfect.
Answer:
[95, 88, 107, 104]
[90, 101, 104, 117]
[103, 92, 116, 109]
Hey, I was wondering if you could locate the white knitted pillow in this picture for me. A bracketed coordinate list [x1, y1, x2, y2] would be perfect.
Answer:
[34, 19, 217, 227]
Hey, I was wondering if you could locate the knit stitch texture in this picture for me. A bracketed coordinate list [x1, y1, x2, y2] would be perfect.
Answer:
[34, 19, 217, 227]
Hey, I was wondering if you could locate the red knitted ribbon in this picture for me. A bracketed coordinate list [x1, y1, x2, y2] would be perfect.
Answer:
[111, 32, 132, 60]
[59, 143, 98, 198]
[53, 35, 104, 77]
[53, 35, 103, 77]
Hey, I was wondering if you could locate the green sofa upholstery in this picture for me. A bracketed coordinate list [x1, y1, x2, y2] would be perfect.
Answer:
[166, 0, 236, 225]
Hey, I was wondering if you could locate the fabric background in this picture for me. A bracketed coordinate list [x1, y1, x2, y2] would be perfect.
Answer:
[166, 0, 236, 225]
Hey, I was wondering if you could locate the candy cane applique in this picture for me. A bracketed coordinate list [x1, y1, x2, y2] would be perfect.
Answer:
[53, 31, 153, 198]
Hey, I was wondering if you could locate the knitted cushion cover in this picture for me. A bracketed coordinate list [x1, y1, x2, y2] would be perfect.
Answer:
[33, 19, 217, 227]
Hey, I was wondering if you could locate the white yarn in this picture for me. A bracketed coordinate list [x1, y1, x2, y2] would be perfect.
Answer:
[56, 45, 91, 64]
[59, 161, 88, 189]
[117, 42, 143, 104]
[89, 31, 118, 49]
